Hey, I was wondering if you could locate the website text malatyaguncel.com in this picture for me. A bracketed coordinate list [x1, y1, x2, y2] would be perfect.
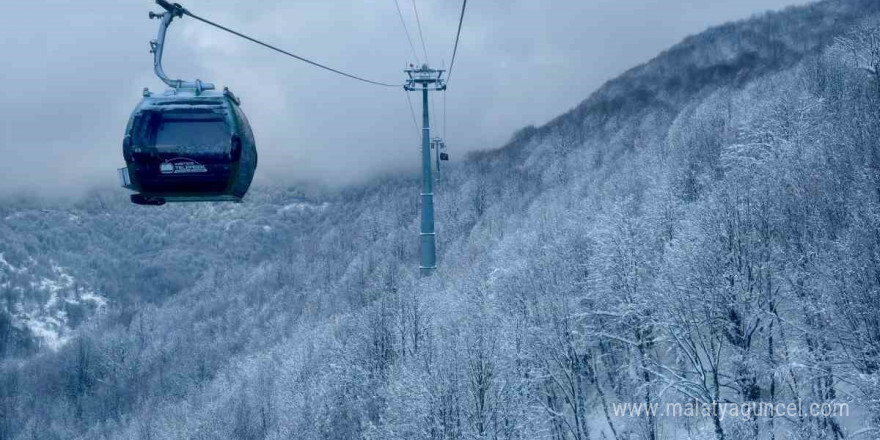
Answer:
[612, 400, 849, 422]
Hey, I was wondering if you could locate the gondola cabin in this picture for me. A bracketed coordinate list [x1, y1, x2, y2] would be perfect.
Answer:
[119, 1, 258, 206]
[118, 87, 257, 205]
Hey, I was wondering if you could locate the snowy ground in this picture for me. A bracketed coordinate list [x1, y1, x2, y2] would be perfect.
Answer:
[1, 255, 106, 351]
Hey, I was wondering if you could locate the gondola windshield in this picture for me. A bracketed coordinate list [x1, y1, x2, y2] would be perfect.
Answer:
[155, 116, 229, 156]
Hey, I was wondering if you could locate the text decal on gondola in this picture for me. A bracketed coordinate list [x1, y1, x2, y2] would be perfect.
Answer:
[160, 158, 208, 174]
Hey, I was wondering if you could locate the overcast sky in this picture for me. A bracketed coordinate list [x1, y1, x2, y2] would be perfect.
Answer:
[0, 0, 807, 199]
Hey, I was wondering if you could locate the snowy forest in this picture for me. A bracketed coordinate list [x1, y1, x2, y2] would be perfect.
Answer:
[3, 0, 880, 438]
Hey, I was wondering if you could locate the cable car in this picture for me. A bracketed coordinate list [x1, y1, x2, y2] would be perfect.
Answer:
[119, 87, 256, 205]
[119, 1, 256, 205]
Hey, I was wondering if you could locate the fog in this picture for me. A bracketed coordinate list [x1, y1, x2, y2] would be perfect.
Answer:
[0, 0, 805, 199]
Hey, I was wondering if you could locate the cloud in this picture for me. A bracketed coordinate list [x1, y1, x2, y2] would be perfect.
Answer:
[0, 0, 805, 199]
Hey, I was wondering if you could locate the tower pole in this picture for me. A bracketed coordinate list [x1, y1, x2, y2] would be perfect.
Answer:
[405, 65, 445, 275]
[420, 83, 436, 275]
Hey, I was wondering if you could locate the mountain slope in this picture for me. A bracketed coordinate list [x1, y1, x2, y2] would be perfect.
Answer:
[3, 1, 880, 439]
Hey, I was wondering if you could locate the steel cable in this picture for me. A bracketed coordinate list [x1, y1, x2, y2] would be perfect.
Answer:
[177, 5, 400, 87]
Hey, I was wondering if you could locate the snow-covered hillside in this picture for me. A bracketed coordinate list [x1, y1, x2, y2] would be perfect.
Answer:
[0, 254, 106, 350]
[3, 1, 880, 439]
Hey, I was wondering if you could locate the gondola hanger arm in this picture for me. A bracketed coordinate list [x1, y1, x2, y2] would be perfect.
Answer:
[150, 0, 214, 93]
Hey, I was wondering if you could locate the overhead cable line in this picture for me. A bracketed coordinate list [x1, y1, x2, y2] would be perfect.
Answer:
[411, 0, 430, 64]
[405, 92, 421, 138]
[163, 1, 400, 87]
[431, 89, 437, 137]
[446, 0, 467, 83]
[443, 89, 447, 139]
[393, 0, 422, 64]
